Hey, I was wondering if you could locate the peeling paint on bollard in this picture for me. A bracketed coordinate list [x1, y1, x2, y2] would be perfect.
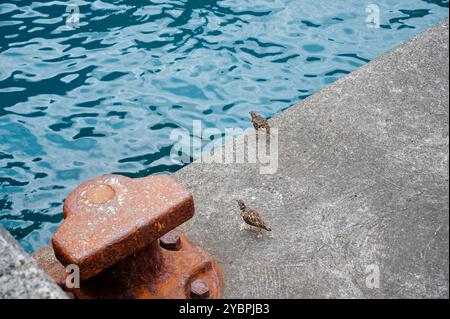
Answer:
[33, 174, 222, 299]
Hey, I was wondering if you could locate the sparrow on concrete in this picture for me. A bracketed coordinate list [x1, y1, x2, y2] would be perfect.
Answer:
[237, 200, 271, 234]
[250, 111, 270, 135]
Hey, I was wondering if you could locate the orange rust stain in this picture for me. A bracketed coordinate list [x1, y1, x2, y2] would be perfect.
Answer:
[86, 184, 115, 204]
[155, 222, 164, 232]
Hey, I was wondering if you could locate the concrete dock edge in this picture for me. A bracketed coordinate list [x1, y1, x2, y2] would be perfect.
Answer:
[0, 225, 67, 299]
[176, 19, 449, 298]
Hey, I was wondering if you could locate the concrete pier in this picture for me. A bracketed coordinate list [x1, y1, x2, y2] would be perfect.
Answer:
[0, 226, 66, 299]
[0, 19, 448, 299]
[176, 19, 449, 298]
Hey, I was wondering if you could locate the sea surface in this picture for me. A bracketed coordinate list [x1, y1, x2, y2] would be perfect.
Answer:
[0, 0, 448, 252]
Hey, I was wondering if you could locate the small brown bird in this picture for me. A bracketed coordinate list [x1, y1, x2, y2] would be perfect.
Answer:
[250, 111, 270, 135]
[237, 199, 271, 234]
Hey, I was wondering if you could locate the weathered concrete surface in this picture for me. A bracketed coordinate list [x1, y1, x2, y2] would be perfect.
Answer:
[177, 19, 449, 298]
[0, 225, 67, 299]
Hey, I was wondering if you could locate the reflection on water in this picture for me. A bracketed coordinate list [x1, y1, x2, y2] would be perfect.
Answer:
[0, 0, 448, 252]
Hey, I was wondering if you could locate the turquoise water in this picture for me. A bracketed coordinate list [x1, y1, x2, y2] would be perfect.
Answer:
[0, 0, 448, 252]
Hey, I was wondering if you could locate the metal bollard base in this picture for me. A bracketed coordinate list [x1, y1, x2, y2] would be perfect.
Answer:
[33, 230, 222, 299]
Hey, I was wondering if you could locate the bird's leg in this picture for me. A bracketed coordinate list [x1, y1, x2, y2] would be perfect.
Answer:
[245, 225, 260, 233]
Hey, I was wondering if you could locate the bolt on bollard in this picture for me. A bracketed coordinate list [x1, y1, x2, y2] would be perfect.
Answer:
[160, 230, 182, 251]
[33, 174, 222, 299]
[190, 279, 211, 299]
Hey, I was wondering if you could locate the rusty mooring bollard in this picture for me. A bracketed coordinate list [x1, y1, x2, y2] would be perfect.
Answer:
[33, 174, 222, 299]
